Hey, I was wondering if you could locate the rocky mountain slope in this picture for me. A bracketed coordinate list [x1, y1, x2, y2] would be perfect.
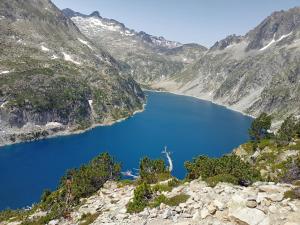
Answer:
[2, 180, 300, 225]
[0, 0, 145, 146]
[152, 7, 300, 121]
[63, 9, 207, 83]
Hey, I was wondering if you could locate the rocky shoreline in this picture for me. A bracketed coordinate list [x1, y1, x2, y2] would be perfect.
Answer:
[10, 180, 299, 225]
[0, 105, 145, 148]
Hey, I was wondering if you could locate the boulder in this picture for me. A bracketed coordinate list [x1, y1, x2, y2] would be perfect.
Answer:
[229, 207, 268, 225]
[246, 199, 258, 208]
[200, 207, 210, 219]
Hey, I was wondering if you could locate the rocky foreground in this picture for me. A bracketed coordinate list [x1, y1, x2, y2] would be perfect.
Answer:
[20, 180, 299, 225]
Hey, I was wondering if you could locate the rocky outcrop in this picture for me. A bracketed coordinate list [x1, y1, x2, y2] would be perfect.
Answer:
[63, 9, 207, 84]
[0, 0, 145, 146]
[7, 180, 299, 225]
[151, 7, 300, 121]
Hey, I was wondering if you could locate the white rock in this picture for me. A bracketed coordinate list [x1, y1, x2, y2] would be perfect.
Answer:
[162, 209, 171, 219]
[200, 207, 210, 219]
[267, 193, 284, 202]
[269, 205, 277, 214]
[213, 199, 226, 211]
[229, 207, 267, 225]
[48, 220, 59, 225]
[192, 210, 200, 220]
[288, 202, 298, 212]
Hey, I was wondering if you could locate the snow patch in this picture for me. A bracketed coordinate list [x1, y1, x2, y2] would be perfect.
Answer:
[78, 38, 93, 49]
[46, 122, 62, 127]
[41, 45, 50, 52]
[260, 32, 293, 51]
[0, 101, 8, 108]
[51, 55, 58, 60]
[62, 52, 81, 65]
[88, 100, 93, 107]
[0, 71, 10, 74]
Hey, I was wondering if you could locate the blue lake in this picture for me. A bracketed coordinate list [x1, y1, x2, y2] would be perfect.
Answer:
[0, 91, 252, 210]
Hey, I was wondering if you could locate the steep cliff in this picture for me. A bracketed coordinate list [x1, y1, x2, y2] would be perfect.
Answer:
[0, 0, 145, 146]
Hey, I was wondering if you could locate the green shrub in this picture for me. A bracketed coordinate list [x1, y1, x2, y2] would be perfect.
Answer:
[127, 183, 153, 213]
[206, 174, 238, 187]
[152, 184, 172, 193]
[79, 212, 100, 225]
[184, 155, 261, 185]
[284, 188, 300, 200]
[167, 178, 181, 188]
[249, 113, 272, 141]
[139, 157, 170, 184]
[276, 115, 298, 146]
[150, 194, 189, 208]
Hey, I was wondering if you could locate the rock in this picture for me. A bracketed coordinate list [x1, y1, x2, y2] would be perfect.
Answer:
[162, 209, 172, 219]
[200, 207, 210, 219]
[159, 203, 166, 210]
[207, 204, 217, 215]
[288, 202, 298, 212]
[246, 199, 258, 208]
[269, 205, 277, 214]
[179, 203, 187, 209]
[192, 210, 200, 221]
[116, 213, 128, 220]
[258, 185, 286, 193]
[193, 203, 202, 209]
[175, 206, 182, 213]
[213, 199, 226, 211]
[229, 207, 267, 225]
[267, 193, 284, 202]
[48, 220, 59, 225]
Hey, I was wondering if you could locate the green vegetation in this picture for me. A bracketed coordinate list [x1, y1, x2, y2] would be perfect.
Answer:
[139, 157, 171, 184]
[276, 115, 298, 146]
[284, 187, 300, 200]
[184, 155, 261, 185]
[249, 113, 272, 142]
[79, 212, 101, 225]
[0, 153, 121, 224]
[206, 174, 238, 187]
[127, 182, 153, 213]
[239, 113, 300, 183]
[127, 182, 189, 213]
[151, 194, 190, 208]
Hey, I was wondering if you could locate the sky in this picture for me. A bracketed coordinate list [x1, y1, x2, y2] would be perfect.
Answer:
[52, 0, 300, 47]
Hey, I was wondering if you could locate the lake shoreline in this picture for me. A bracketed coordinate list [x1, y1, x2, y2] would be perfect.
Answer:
[0, 104, 146, 148]
[145, 89, 255, 119]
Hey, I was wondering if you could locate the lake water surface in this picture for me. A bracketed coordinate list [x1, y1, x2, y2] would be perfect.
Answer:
[0, 92, 252, 210]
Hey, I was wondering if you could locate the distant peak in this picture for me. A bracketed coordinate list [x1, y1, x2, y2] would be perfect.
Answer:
[90, 11, 101, 18]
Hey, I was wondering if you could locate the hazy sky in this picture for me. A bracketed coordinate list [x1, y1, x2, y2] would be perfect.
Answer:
[52, 0, 300, 47]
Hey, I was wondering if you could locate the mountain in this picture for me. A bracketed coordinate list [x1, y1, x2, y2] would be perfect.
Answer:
[152, 7, 300, 121]
[0, 0, 145, 146]
[63, 9, 207, 83]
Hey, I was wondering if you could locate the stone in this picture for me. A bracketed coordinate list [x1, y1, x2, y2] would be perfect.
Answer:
[162, 209, 171, 219]
[48, 220, 59, 225]
[269, 205, 277, 214]
[288, 202, 298, 212]
[207, 204, 217, 215]
[200, 207, 210, 219]
[159, 203, 166, 210]
[192, 210, 200, 221]
[267, 193, 284, 202]
[246, 199, 258, 208]
[193, 202, 203, 209]
[258, 185, 286, 193]
[229, 207, 267, 225]
[175, 206, 182, 213]
[179, 203, 187, 209]
[213, 199, 226, 211]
